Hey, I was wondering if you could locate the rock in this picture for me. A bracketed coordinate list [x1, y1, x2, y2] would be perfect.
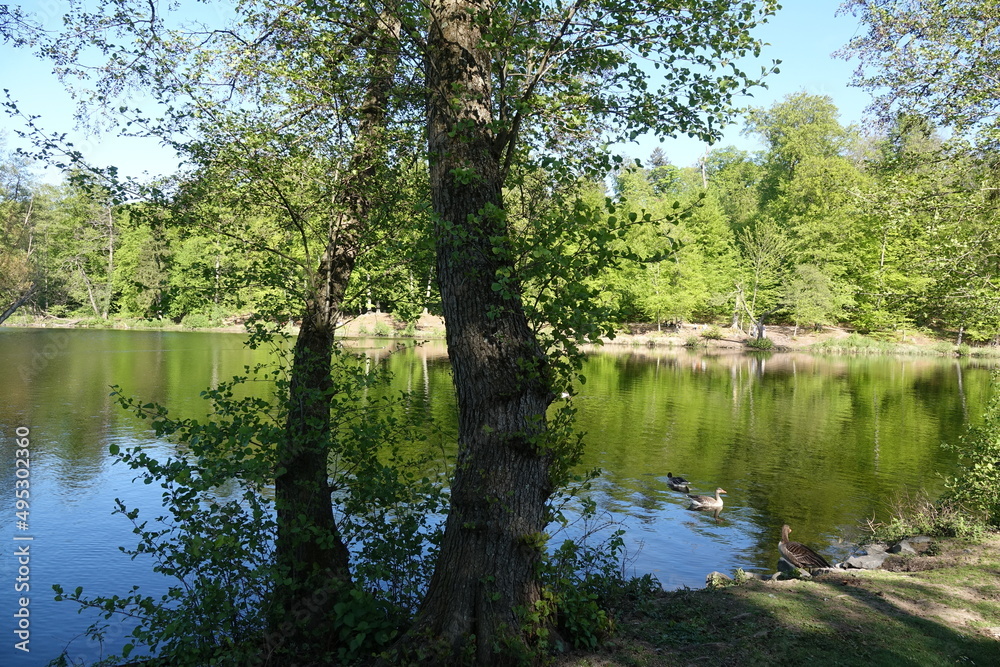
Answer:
[907, 535, 933, 553]
[706, 571, 732, 587]
[889, 541, 919, 555]
[842, 553, 890, 570]
[775, 558, 814, 579]
[856, 543, 889, 556]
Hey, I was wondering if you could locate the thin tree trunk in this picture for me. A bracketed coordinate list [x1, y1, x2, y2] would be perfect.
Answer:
[423, 267, 433, 314]
[0, 284, 38, 326]
[76, 260, 104, 319]
[396, 1, 554, 662]
[269, 10, 401, 642]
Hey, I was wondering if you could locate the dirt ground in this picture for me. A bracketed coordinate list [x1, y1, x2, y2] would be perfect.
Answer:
[603, 321, 947, 351]
[336, 313, 950, 352]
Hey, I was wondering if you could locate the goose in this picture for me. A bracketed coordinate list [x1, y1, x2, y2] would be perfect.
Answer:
[666, 472, 691, 492]
[688, 487, 726, 510]
[779, 524, 831, 570]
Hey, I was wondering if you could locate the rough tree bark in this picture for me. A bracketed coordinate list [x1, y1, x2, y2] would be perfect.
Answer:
[270, 11, 401, 639]
[398, 0, 556, 662]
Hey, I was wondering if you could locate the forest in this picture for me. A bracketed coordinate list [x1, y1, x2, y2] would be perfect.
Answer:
[3, 1, 1000, 666]
[4, 89, 1000, 343]
[3, 0, 999, 344]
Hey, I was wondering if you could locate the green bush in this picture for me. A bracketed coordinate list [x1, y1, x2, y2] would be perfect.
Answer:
[180, 313, 213, 329]
[536, 505, 660, 653]
[745, 336, 774, 350]
[932, 341, 955, 355]
[865, 489, 987, 542]
[942, 371, 1000, 528]
[51, 339, 449, 666]
[701, 325, 723, 340]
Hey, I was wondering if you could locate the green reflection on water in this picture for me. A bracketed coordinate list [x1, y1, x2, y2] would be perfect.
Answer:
[1, 329, 995, 572]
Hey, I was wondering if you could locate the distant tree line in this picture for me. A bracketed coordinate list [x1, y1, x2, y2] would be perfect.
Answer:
[4, 90, 1000, 343]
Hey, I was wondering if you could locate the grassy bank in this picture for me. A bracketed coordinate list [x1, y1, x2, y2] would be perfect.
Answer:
[8, 312, 1000, 358]
[557, 533, 1000, 666]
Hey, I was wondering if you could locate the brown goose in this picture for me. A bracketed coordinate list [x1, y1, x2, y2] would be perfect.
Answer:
[688, 487, 726, 510]
[779, 524, 831, 569]
[666, 472, 691, 492]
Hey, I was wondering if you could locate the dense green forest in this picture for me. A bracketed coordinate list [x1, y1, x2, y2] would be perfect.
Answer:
[4, 90, 999, 342]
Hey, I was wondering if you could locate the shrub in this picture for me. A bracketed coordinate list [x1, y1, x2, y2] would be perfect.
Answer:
[51, 339, 450, 666]
[180, 313, 213, 329]
[701, 325, 723, 340]
[745, 336, 774, 350]
[942, 371, 1000, 528]
[933, 341, 955, 356]
[864, 489, 987, 542]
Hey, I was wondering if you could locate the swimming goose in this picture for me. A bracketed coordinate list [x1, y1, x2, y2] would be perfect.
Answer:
[779, 524, 831, 570]
[666, 472, 691, 492]
[688, 488, 726, 510]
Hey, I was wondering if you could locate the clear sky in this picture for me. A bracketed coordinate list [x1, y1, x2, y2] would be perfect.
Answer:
[624, 0, 872, 168]
[1, 1, 871, 182]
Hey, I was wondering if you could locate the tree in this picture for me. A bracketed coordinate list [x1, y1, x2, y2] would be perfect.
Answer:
[27, 0, 425, 650]
[14, 0, 779, 662]
[705, 146, 764, 232]
[398, 0, 779, 662]
[0, 142, 39, 324]
[840, 0, 1000, 150]
[45, 181, 118, 319]
[739, 93, 868, 330]
[734, 216, 788, 332]
[745, 92, 854, 187]
[841, 1, 1000, 340]
[783, 263, 853, 334]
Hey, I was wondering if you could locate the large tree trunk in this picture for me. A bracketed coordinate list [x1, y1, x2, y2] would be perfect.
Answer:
[269, 11, 401, 645]
[398, 1, 555, 663]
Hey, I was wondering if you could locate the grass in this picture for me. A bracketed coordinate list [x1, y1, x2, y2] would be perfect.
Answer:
[557, 534, 1000, 666]
[809, 332, 1000, 358]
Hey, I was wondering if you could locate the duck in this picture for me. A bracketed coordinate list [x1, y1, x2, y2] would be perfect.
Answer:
[778, 524, 831, 570]
[687, 487, 726, 510]
[666, 472, 691, 492]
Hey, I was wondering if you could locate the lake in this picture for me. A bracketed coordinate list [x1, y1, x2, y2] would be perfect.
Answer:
[1, 328, 996, 665]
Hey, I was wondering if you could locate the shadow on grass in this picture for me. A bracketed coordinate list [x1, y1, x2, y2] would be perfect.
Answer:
[571, 574, 998, 666]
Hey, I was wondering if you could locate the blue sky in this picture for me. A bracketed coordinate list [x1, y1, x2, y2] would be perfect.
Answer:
[1, 1, 871, 182]
[627, 0, 872, 167]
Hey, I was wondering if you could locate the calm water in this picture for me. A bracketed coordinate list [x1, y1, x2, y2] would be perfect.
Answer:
[0, 328, 996, 664]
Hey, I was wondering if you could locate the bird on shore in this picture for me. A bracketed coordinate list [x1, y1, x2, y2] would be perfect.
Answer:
[779, 524, 831, 570]
[688, 487, 726, 510]
[666, 472, 691, 492]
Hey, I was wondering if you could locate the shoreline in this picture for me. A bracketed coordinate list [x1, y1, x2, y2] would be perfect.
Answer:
[7, 312, 995, 357]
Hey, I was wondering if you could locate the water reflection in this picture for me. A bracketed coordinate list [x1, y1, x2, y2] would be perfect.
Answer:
[0, 329, 996, 665]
